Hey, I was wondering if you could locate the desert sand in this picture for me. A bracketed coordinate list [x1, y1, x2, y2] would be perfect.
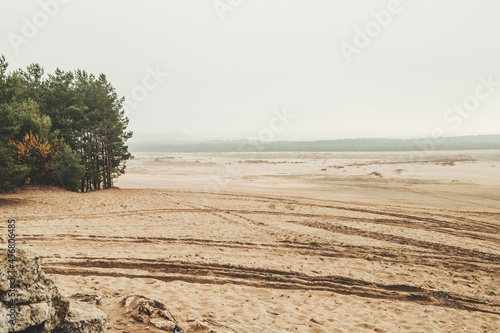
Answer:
[1, 150, 499, 332]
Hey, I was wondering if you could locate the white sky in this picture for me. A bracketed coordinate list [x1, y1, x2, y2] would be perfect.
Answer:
[1, 0, 499, 140]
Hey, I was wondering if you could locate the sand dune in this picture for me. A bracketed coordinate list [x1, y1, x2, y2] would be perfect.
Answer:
[1, 151, 499, 332]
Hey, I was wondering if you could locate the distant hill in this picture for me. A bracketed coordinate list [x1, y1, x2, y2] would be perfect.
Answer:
[129, 135, 500, 153]
[130, 132, 202, 142]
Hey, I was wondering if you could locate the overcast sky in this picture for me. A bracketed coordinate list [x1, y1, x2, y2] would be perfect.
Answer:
[1, 0, 499, 140]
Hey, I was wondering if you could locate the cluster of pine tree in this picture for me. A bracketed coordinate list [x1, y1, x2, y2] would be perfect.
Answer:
[0, 55, 132, 192]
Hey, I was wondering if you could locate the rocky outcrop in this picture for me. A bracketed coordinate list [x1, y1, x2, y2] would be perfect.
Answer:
[0, 248, 69, 332]
[0, 247, 107, 333]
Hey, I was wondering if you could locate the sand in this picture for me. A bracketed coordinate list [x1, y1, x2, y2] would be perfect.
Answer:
[1, 150, 499, 332]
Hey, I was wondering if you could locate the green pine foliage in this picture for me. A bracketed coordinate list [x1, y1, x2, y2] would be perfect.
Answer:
[0, 55, 132, 192]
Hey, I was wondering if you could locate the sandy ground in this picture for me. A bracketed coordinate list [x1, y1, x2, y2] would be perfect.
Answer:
[1, 150, 499, 332]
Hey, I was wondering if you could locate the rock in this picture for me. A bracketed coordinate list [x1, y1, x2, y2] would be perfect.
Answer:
[185, 320, 210, 332]
[4, 276, 62, 305]
[0, 303, 9, 333]
[0, 247, 69, 332]
[0, 247, 106, 333]
[70, 293, 102, 306]
[54, 300, 108, 333]
[150, 318, 176, 330]
[0, 248, 43, 292]
[14, 303, 52, 331]
[121, 295, 180, 331]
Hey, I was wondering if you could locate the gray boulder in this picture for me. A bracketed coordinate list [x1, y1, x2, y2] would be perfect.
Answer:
[54, 300, 107, 333]
[0, 247, 107, 333]
[0, 303, 8, 333]
[0, 248, 69, 332]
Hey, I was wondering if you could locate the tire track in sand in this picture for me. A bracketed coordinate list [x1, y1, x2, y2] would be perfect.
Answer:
[44, 258, 500, 315]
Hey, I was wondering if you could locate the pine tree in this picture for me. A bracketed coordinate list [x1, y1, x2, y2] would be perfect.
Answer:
[0, 56, 28, 190]
[0, 54, 132, 192]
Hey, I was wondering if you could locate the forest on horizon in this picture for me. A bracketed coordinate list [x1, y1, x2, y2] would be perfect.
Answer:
[129, 135, 500, 153]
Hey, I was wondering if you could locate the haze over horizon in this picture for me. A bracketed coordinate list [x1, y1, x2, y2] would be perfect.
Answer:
[2, 0, 499, 141]
[129, 131, 500, 143]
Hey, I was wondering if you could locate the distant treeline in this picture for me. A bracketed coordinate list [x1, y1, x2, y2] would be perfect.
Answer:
[130, 135, 500, 153]
[0, 55, 132, 192]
